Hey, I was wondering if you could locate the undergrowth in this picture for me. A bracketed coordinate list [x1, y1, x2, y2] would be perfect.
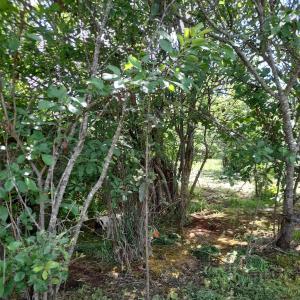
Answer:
[183, 252, 300, 300]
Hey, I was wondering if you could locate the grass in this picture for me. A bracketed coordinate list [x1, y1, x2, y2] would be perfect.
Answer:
[75, 232, 115, 263]
[193, 158, 223, 180]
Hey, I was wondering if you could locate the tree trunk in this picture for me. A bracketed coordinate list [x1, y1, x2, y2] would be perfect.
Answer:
[179, 128, 194, 227]
[276, 162, 295, 249]
[190, 126, 209, 195]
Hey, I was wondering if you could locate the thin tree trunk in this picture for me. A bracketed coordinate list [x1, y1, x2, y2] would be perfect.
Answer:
[190, 126, 209, 195]
[276, 162, 295, 249]
[273, 172, 282, 238]
[180, 128, 194, 228]
[48, 0, 113, 232]
[154, 164, 172, 204]
[144, 99, 150, 300]
[68, 106, 125, 258]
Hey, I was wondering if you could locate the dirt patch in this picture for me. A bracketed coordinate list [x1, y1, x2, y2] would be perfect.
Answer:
[65, 259, 108, 290]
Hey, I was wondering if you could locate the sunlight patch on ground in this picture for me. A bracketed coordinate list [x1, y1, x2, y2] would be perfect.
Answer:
[191, 158, 255, 197]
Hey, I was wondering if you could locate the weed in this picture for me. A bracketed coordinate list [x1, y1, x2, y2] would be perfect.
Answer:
[152, 233, 181, 246]
[292, 230, 300, 242]
[191, 245, 220, 262]
[75, 238, 115, 263]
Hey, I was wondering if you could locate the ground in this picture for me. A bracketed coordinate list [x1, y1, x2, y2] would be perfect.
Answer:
[59, 159, 300, 300]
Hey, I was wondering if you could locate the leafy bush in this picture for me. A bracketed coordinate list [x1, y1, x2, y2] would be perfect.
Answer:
[0, 232, 69, 298]
[191, 245, 220, 262]
[152, 233, 181, 246]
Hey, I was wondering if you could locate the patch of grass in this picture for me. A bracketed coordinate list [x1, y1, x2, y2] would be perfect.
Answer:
[193, 159, 223, 180]
[191, 245, 220, 262]
[152, 233, 181, 246]
[59, 285, 110, 300]
[189, 187, 223, 214]
[184, 252, 300, 300]
[292, 230, 300, 242]
[189, 198, 209, 214]
[224, 196, 273, 213]
[76, 234, 115, 263]
[202, 159, 223, 173]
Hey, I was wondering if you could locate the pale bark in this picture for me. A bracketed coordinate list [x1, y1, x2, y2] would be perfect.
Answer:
[48, 0, 113, 232]
[68, 105, 125, 257]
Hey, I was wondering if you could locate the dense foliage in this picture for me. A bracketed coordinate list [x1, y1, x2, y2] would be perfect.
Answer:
[0, 0, 299, 299]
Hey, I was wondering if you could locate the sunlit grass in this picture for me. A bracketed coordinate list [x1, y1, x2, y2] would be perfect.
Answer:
[193, 158, 223, 180]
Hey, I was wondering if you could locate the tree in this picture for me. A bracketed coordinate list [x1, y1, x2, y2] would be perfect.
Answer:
[196, 0, 300, 249]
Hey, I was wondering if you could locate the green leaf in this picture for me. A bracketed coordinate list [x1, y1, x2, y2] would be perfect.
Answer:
[17, 155, 25, 164]
[150, 1, 160, 17]
[223, 45, 235, 60]
[26, 33, 42, 41]
[191, 38, 205, 46]
[184, 28, 190, 38]
[25, 178, 38, 191]
[42, 154, 54, 166]
[159, 39, 173, 53]
[14, 272, 25, 282]
[0, 0, 10, 11]
[37, 192, 48, 204]
[87, 77, 104, 90]
[38, 100, 55, 110]
[45, 261, 59, 270]
[85, 162, 96, 175]
[0, 188, 6, 198]
[199, 28, 212, 36]
[33, 265, 44, 273]
[0, 170, 8, 180]
[8, 36, 19, 51]
[128, 55, 142, 70]
[177, 34, 184, 47]
[47, 85, 67, 99]
[107, 65, 121, 75]
[16, 180, 27, 193]
[168, 84, 175, 92]
[124, 62, 134, 71]
[15, 253, 28, 265]
[42, 270, 48, 280]
[0, 206, 8, 222]
[7, 241, 22, 251]
[51, 278, 60, 285]
[4, 179, 14, 192]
